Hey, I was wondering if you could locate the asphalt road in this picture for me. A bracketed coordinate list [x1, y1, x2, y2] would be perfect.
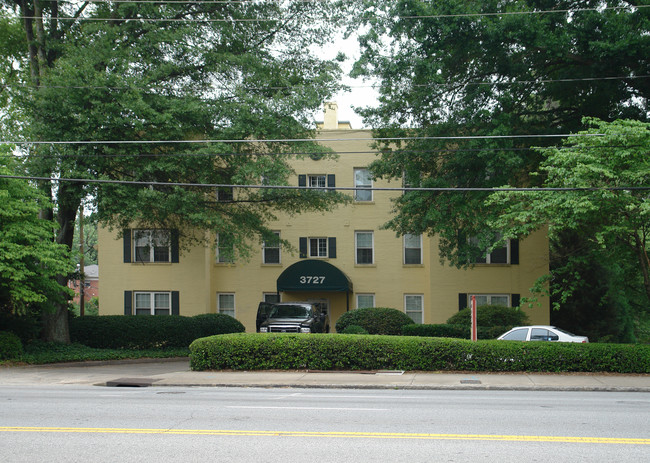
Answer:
[1, 386, 649, 462]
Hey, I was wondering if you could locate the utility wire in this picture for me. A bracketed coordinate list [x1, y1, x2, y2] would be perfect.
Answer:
[2, 174, 649, 192]
[7, 75, 647, 92]
[0, 133, 603, 145]
[10, 6, 649, 23]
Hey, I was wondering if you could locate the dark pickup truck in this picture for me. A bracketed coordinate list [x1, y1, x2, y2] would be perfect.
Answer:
[257, 302, 330, 333]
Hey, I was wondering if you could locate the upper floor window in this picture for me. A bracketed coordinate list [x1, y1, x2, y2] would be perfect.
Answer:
[263, 231, 281, 264]
[404, 234, 422, 265]
[216, 233, 235, 263]
[133, 229, 170, 263]
[216, 187, 234, 202]
[299, 174, 335, 191]
[310, 237, 328, 258]
[355, 231, 374, 265]
[469, 233, 518, 264]
[309, 175, 326, 189]
[299, 237, 336, 259]
[354, 168, 372, 202]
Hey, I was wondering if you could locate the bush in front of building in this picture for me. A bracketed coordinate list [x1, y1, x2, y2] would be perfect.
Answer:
[339, 324, 369, 335]
[335, 307, 414, 335]
[446, 305, 529, 327]
[0, 331, 24, 360]
[69, 314, 245, 349]
[0, 313, 42, 344]
[401, 324, 511, 340]
[189, 333, 650, 373]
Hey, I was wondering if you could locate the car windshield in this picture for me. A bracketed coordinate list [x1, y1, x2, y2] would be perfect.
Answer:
[269, 305, 312, 319]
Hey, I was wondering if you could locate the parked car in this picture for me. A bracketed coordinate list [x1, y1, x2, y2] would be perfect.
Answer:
[497, 325, 589, 343]
[258, 302, 330, 334]
[255, 302, 275, 332]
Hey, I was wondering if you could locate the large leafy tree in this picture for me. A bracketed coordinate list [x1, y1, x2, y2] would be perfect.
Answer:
[1, 1, 348, 342]
[350, 0, 648, 264]
[489, 119, 650, 340]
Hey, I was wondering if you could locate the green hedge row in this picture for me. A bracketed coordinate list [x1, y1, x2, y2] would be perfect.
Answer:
[402, 324, 511, 340]
[189, 333, 650, 373]
[70, 314, 245, 349]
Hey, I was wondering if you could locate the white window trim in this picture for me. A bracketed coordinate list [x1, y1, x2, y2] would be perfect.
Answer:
[263, 231, 281, 264]
[354, 168, 373, 202]
[467, 294, 511, 307]
[308, 237, 329, 258]
[403, 234, 423, 265]
[355, 231, 374, 265]
[404, 294, 423, 324]
[308, 174, 326, 189]
[134, 291, 171, 316]
[217, 293, 236, 317]
[133, 229, 171, 263]
[356, 293, 375, 309]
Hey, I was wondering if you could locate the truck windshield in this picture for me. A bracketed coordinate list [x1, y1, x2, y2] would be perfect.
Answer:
[269, 305, 312, 319]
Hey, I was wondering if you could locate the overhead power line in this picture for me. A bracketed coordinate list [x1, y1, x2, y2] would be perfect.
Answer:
[0, 133, 603, 145]
[2, 174, 649, 193]
[11, 5, 649, 23]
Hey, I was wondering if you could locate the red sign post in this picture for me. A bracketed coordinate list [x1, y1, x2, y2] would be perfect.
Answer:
[470, 295, 478, 341]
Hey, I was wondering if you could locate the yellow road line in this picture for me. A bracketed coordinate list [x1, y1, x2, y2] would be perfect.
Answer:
[0, 427, 648, 445]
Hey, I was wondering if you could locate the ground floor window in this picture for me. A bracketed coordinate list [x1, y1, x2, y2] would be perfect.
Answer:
[469, 294, 510, 307]
[263, 293, 280, 303]
[218, 293, 235, 317]
[356, 294, 375, 309]
[134, 291, 171, 315]
[404, 294, 423, 324]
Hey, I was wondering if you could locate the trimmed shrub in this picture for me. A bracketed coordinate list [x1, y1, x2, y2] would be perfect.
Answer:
[0, 313, 41, 343]
[402, 324, 511, 340]
[446, 305, 529, 327]
[340, 324, 369, 335]
[0, 331, 24, 360]
[335, 307, 414, 335]
[69, 314, 245, 349]
[189, 333, 650, 373]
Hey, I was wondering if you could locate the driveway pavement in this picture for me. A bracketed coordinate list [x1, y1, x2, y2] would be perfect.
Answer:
[2, 358, 649, 391]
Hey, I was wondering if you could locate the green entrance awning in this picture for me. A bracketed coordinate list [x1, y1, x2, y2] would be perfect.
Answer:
[277, 260, 353, 292]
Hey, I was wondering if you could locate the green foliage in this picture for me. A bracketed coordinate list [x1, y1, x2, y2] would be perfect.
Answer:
[69, 314, 244, 349]
[70, 297, 99, 317]
[0, 154, 74, 314]
[189, 333, 650, 373]
[446, 305, 530, 327]
[340, 324, 369, 335]
[402, 324, 508, 340]
[335, 307, 415, 335]
[18, 341, 188, 365]
[0, 313, 41, 343]
[0, 330, 23, 360]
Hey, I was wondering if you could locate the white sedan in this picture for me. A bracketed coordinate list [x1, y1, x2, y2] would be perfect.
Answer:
[497, 325, 589, 343]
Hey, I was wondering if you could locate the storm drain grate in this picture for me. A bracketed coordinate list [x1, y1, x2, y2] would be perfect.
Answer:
[105, 377, 158, 387]
[460, 379, 482, 385]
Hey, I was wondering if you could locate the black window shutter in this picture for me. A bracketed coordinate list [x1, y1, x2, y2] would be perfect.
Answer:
[123, 229, 131, 263]
[171, 291, 180, 315]
[124, 291, 132, 315]
[458, 293, 468, 311]
[299, 237, 308, 258]
[298, 174, 306, 187]
[328, 237, 337, 258]
[327, 174, 336, 189]
[171, 229, 179, 263]
[511, 294, 520, 308]
[510, 239, 519, 264]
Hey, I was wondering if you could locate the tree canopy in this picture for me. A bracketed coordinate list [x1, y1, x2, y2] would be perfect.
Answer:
[1, 1, 349, 341]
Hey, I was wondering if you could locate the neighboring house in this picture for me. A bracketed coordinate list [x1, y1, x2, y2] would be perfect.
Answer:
[98, 102, 550, 330]
[68, 264, 99, 305]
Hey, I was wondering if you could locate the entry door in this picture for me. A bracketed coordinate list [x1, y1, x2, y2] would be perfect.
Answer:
[308, 298, 329, 315]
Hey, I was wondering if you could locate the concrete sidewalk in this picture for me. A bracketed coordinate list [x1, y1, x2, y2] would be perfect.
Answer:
[1, 358, 649, 391]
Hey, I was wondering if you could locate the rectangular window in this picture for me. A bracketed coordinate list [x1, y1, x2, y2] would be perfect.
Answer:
[356, 294, 375, 309]
[218, 293, 235, 317]
[309, 174, 326, 189]
[134, 291, 171, 316]
[354, 168, 372, 202]
[309, 237, 328, 258]
[468, 294, 510, 307]
[355, 231, 374, 264]
[264, 293, 280, 303]
[263, 231, 281, 264]
[216, 187, 234, 202]
[133, 230, 170, 263]
[404, 234, 422, 265]
[217, 233, 235, 263]
[405, 294, 423, 324]
[470, 233, 510, 264]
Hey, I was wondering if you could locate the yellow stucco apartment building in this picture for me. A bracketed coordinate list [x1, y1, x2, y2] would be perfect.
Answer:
[98, 103, 550, 331]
